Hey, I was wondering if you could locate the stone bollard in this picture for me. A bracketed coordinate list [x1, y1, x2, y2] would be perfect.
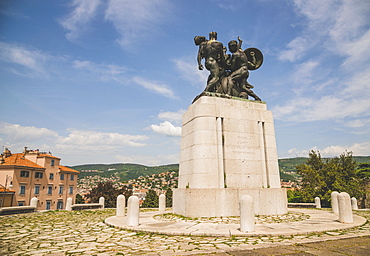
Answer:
[338, 192, 353, 224]
[159, 194, 166, 212]
[116, 195, 126, 217]
[331, 191, 339, 214]
[127, 196, 140, 226]
[351, 197, 358, 210]
[30, 197, 39, 210]
[65, 197, 73, 211]
[314, 197, 321, 208]
[239, 195, 255, 232]
[99, 197, 105, 209]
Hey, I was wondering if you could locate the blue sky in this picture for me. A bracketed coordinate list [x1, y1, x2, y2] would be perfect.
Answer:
[1, 0, 370, 166]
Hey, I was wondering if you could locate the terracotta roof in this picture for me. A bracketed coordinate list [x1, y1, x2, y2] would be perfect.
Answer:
[59, 165, 80, 174]
[0, 187, 15, 193]
[0, 153, 44, 169]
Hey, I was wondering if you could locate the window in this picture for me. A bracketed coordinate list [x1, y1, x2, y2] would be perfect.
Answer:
[18, 201, 25, 206]
[47, 186, 53, 195]
[34, 185, 40, 194]
[20, 185, 26, 195]
[57, 201, 63, 209]
[49, 173, 54, 179]
[69, 186, 73, 194]
[60, 174, 64, 180]
[35, 172, 43, 179]
[59, 186, 63, 194]
[70, 175, 74, 181]
[46, 201, 51, 210]
[20, 170, 29, 177]
[51, 159, 55, 166]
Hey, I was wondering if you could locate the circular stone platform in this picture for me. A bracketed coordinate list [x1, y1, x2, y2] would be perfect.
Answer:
[105, 208, 367, 237]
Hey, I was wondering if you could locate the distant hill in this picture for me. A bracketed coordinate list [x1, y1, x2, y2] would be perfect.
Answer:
[72, 156, 370, 182]
[278, 156, 370, 173]
[72, 163, 179, 181]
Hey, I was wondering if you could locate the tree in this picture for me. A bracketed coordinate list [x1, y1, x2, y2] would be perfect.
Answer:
[141, 189, 158, 208]
[165, 188, 173, 207]
[357, 163, 370, 208]
[296, 150, 361, 207]
[86, 182, 132, 208]
[75, 194, 85, 204]
[295, 150, 325, 202]
[287, 190, 303, 203]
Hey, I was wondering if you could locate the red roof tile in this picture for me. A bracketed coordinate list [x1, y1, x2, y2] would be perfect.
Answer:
[0, 188, 15, 193]
[0, 153, 44, 169]
[59, 165, 80, 174]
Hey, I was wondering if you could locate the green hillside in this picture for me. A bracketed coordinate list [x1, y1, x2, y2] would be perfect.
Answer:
[72, 163, 179, 181]
[278, 156, 370, 173]
[278, 157, 308, 173]
[72, 156, 370, 183]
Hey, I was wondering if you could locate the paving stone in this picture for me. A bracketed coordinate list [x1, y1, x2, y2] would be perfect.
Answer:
[26, 249, 53, 255]
[66, 248, 89, 253]
[1, 209, 370, 255]
[38, 243, 52, 248]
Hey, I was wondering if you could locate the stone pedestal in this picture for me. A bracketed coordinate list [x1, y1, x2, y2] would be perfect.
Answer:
[116, 195, 126, 217]
[159, 194, 166, 212]
[66, 197, 73, 211]
[331, 191, 339, 215]
[240, 195, 255, 232]
[173, 95, 287, 217]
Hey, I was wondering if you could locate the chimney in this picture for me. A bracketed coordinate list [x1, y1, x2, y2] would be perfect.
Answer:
[3, 148, 11, 158]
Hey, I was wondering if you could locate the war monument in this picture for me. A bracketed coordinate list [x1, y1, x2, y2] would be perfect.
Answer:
[172, 32, 288, 217]
[104, 32, 366, 243]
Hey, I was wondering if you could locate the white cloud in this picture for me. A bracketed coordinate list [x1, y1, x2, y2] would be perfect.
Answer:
[290, 60, 321, 94]
[273, 96, 370, 123]
[0, 122, 58, 141]
[273, 65, 370, 122]
[57, 129, 147, 148]
[285, 142, 370, 158]
[0, 122, 59, 155]
[292, 0, 337, 28]
[73, 60, 176, 98]
[72, 60, 129, 82]
[132, 76, 177, 99]
[157, 109, 186, 124]
[173, 57, 208, 88]
[0, 42, 49, 76]
[0, 122, 149, 160]
[341, 29, 370, 68]
[0, 43, 175, 99]
[213, 0, 247, 11]
[105, 0, 172, 47]
[59, 0, 102, 42]
[72, 60, 93, 69]
[278, 37, 312, 62]
[150, 121, 181, 137]
[280, 0, 370, 63]
[342, 119, 370, 129]
[273, 0, 370, 127]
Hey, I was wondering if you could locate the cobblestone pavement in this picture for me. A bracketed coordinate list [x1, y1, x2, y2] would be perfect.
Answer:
[1, 209, 369, 255]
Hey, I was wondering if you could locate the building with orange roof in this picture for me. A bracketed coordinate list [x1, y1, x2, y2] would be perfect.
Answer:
[0, 147, 79, 210]
[0, 187, 15, 207]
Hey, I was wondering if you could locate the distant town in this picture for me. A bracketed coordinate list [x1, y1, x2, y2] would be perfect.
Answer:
[77, 169, 299, 202]
[78, 170, 179, 201]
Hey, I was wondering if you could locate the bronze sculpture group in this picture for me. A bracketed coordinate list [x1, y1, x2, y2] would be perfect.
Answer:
[194, 31, 263, 101]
